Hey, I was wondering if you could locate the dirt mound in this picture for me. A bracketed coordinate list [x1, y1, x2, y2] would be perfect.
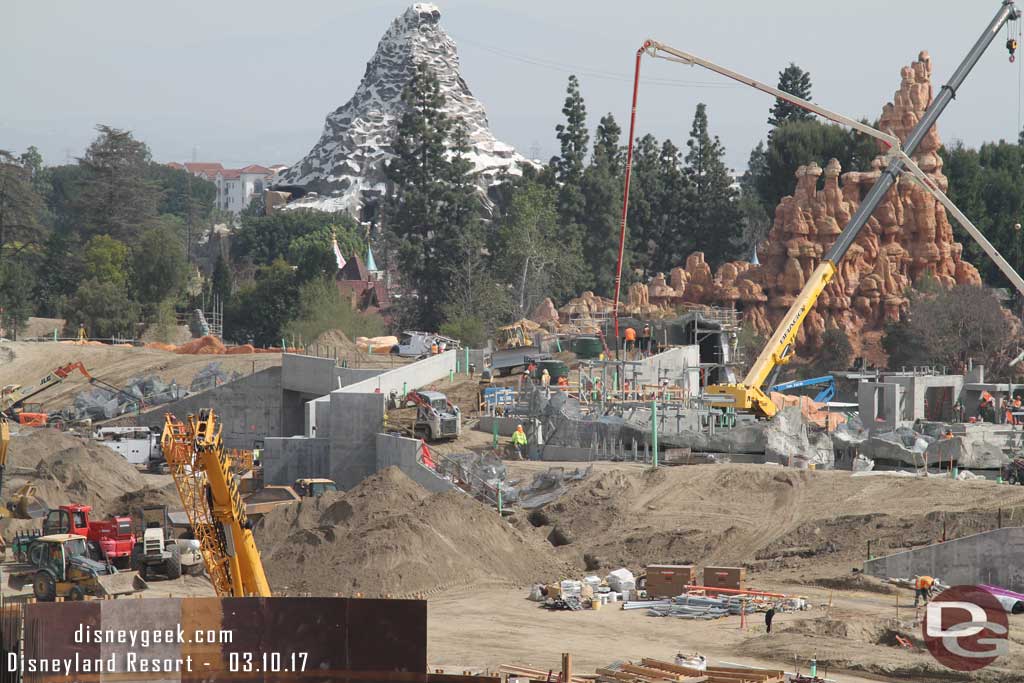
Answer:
[113, 482, 183, 521]
[521, 463, 1024, 579]
[7, 429, 171, 518]
[311, 329, 358, 353]
[255, 467, 571, 596]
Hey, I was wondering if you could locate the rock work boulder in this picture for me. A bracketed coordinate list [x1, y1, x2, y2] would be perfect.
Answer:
[575, 52, 985, 354]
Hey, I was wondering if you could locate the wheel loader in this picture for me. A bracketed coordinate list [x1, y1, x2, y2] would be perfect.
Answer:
[6, 533, 145, 601]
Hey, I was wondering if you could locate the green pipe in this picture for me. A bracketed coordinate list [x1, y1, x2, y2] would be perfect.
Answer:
[652, 400, 659, 468]
[464, 348, 470, 375]
[497, 481, 503, 515]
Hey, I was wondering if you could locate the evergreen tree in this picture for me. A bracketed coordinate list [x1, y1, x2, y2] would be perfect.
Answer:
[0, 150, 47, 262]
[551, 75, 591, 290]
[384, 62, 485, 330]
[75, 125, 162, 241]
[684, 104, 743, 267]
[768, 63, 813, 127]
[582, 113, 625, 296]
[754, 119, 878, 212]
[211, 252, 233, 303]
[653, 138, 696, 273]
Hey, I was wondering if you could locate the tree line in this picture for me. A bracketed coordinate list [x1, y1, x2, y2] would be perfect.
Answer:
[2, 62, 1022, 364]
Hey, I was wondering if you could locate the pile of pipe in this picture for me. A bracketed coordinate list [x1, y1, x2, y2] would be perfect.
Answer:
[635, 594, 756, 620]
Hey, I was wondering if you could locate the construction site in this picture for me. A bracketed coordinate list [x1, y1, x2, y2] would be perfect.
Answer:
[8, 2, 1024, 683]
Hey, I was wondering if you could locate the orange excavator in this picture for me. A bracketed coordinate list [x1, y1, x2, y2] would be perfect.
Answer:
[1, 361, 92, 426]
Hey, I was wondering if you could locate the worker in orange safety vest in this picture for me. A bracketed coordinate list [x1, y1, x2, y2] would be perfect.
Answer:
[914, 575, 936, 607]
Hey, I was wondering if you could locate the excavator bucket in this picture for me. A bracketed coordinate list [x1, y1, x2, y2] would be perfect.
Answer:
[9, 484, 47, 519]
[94, 571, 147, 597]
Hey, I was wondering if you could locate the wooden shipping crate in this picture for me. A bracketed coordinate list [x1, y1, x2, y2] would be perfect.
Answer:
[702, 566, 746, 591]
[645, 564, 696, 598]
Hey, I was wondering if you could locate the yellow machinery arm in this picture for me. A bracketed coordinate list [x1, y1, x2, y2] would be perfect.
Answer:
[161, 409, 270, 597]
[691, 2, 1019, 417]
[705, 263, 836, 417]
[0, 415, 8, 493]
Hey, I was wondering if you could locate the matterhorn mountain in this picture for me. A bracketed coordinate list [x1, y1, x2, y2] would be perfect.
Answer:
[277, 3, 533, 218]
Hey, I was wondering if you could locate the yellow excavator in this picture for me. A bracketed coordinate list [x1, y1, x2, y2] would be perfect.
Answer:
[161, 409, 270, 597]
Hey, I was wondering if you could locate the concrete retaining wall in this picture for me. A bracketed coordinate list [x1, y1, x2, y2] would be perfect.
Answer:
[863, 527, 1024, 591]
[266, 351, 459, 489]
[375, 433, 459, 494]
[262, 436, 332, 484]
[477, 416, 519, 437]
[135, 366, 281, 449]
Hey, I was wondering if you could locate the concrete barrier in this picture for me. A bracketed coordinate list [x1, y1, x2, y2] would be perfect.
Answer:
[863, 527, 1024, 592]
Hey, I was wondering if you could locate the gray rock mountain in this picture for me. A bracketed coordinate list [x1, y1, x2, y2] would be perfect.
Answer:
[277, 3, 532, 218]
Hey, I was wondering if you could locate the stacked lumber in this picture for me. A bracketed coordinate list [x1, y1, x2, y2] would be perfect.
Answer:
[499, 664, 591, 683]
[595, 659, 783, 683]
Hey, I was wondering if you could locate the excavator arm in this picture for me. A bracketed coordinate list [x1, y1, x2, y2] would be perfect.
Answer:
[623, 2, 1020, 417]
[161, 410, 270, 597]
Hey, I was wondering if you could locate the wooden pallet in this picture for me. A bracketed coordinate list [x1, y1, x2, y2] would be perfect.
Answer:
[638, 659, 784, 683]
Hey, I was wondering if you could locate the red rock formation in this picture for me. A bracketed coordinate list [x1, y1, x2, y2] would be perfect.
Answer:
[585, 51, 983, 352]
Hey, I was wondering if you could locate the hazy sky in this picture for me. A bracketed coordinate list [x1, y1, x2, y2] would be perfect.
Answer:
[5, 1, 1024, 173]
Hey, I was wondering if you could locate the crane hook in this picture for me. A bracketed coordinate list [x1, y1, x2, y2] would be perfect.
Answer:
[1008, 37, 1018, 62]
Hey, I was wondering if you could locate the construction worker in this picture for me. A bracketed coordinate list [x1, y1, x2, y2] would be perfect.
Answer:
[624, 326, 637, 357]
[430, 342, 439, 355]
[511, 424, 528, 460]
[77, 323, 87, 343]
[557, 375, 569, 391]
[541, 368, 551, 387]
[943, 429, 954, 440]
[914, 575, 935, 607]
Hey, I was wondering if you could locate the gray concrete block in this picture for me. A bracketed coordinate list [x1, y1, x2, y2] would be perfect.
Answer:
[864, 527, 1024, 592]
[136, 366, 282, 449]
[263, 436, 332, 485]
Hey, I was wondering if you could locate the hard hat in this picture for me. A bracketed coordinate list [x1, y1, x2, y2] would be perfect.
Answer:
[517, 424, 523, 429]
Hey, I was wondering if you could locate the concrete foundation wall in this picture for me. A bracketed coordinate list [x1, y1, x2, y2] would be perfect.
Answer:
[262, 436, 332, 484]
[863, 527, 1024, 591]
[630, 345, 701, 396]
[282, 354, 386, 395]
[477, 415, 519, 437]
[338, 350, 457, 397]
[135, 366, 281, 449]
[269, 351, 462, 489]
[375, 434, 458, 494]
[326, 392, 386, 488]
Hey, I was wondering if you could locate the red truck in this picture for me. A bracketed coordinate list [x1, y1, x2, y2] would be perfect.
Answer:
[42, 504, 136, 568]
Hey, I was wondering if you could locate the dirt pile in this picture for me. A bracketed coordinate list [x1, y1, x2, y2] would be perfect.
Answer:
[7, 429, 174, 518]
[255, 467, 571, 596]
[514, 463, 1024, 580]
[311, 329, 359, 353]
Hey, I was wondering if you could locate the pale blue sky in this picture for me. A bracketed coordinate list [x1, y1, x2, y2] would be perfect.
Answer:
[4, 1, 1022, 173]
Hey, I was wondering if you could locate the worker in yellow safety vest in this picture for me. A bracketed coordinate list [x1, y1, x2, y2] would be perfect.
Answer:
[511, 424, 528, 460]
[914, 575, 935, 607]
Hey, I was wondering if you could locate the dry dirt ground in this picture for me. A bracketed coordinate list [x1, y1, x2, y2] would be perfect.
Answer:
[0, 340, 283, 412]
[0, 338, 411, 414]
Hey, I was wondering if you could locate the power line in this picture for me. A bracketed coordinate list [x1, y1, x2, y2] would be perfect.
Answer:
[451, 33, 740, 90]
